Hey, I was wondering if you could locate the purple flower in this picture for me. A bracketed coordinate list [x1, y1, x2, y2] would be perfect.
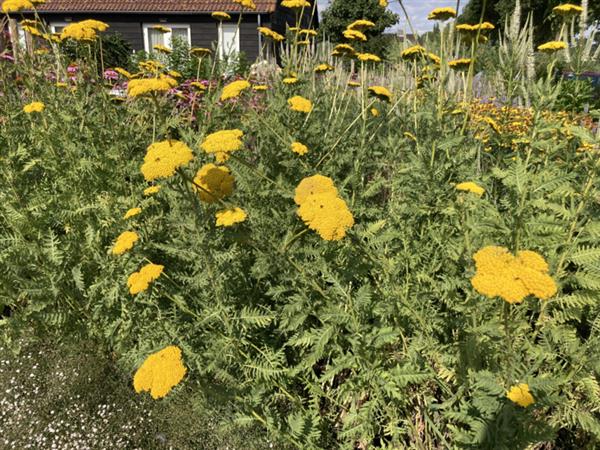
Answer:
[104, 69, 118, 80]
[67, 65, 79, 74]
[1, 53, 15, 62]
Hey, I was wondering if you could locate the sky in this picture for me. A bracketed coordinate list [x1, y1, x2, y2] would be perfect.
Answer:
[316, 0, 466, 34]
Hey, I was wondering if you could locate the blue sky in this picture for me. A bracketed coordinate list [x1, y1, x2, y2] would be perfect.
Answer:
[316, 0, 465, 33]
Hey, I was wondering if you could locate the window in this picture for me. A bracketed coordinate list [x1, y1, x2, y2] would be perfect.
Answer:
[218, 23, 240, 58]
[142, 24, 191, 52]
[50, 22, 69, 34]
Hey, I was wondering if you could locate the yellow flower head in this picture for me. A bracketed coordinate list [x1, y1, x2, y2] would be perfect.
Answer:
[60, 19, 109, 41]
[370, 107, 379, 117]
[455, 182, 485, 196]
[127, 75, 178, 97]
[212, 11, 231, 20]
[428, 7, 457, 21]
[283, 77, 299, 84]
[151, 25, 171, 33]
[23, 101, 45, 113]
[347, 80, 361, 87]
[401, 45, 426, 60]
[144, 185, 161, 196]
[315, 63, 334, 73]
[448, 58, 472, 70]
[297, 192, 354, 241]
[404, 131, 417, 141]
[258, 27, 285, 41]
[190, 47, 212, 57]
[2, 0, 35, 13]
[291, 141, 309, 155]
[299, 28, 317, 36]
[294, 174, 338, 205]
[471, 246, 557, 304]
[288, 95, 313, 113]
[233, 0, 256, 10]
[333, 43, 355, 57]
[368, 86, 392, 102]
[347, 19, 375, 31]
[153, 44, 172, 54]
[124, 207, 142, 219]
[553, 3, 583, 17]
[127, 263, 163, 295]
[357, 53, 381, 62]
[112, 231, 139, 255]
[252, 84, 268, 91]
[200, 130, 244, 163]
[281, 0, 310, 8]
[220, 79, 252, 101]
[140, 140, 194, 181]
[379, 0, 387, 5]
[114, 67, 133, 79]
[507, 383, 534, 408]
[343, 29, 367, 41]
[427, 52, 441, 65]
[537, 41, 568, 53]
[133, 346, 187, 400]
[193, 164, 234, 203]
[215, 207, 247, 227]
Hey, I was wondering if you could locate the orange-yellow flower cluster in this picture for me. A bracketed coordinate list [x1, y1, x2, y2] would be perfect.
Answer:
[193, 163, 234, 203]
[127, 75, 178, 97]
[60, 19, 109, 41]
[506, 383, 535, 407]
[295, 175, 354, 241]
[200, 129, 244, 162]
[112, 231, 139, 255]
[133, 346, 187, 399]
[220, 79, 251, 101]
[127, 263, 164, 295]
[471, 246, 557, 304]
[215, 207, 247, 227]
[288, 95, 313, 113]
[140, 140, 194, 181]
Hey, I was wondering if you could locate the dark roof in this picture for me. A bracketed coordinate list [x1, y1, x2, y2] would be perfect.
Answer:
[35, 0, 278, 13]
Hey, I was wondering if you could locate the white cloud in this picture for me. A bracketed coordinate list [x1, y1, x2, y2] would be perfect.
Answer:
[316, 0, 464, 33]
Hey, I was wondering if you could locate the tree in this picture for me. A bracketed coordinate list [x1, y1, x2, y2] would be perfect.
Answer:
[320, 0, 399, 56]
[459, 0, 600, 44]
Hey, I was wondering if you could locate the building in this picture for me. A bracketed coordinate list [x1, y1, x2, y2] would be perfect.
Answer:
[3, 0, 318, 61]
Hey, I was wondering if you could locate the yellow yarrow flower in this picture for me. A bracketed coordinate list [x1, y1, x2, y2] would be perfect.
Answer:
[347, 19, 375, 31]
[124, 207, 142, 219]
[200, 130, 244, 163]
[368, 86, 392, 102]
[144, 185, 161, 196]
[220, 79, 251, 101]
[347, 81, 361, 87]
[356, 53, 381, 62]
[297, 192, 354, 241]
[252, 84, 268, 91]
[343, 29, 367, 41]
[294, 174, 338, 205]
[211, 11, 231, 20]
[140, 140, 194, 181]
[127, 263, 164, 295]
[193, 164, 234, 203]
[133, 346, 187, 400]
[288, 95, 313, 113]
[448, 58, 472, 70]
[215, 207, 247, 227]
[332, 43, 355, 56]
[115, 67, 133, 79]
[233, 0, 256, 10]
[471, 246, 558, 304]
[23, 101, 45, 113]
[379, 0, 387, 6]
[127, 75, 178, 97]
[153, 44, 172, 54]
[2, 0, 36, 13]
[283, 77, 299, 84]
[112, 231, 139, 255]
[291, 142, 309, 155]
[553, 3, 583, 17]
[370, 107, 379, 117]
[151, 25, 170, 33]
[401, 45, 426, 60]
[190, 47, 212, 57]
[60, 19, 108, 41]
[299, 28, 317, 36]
[315, 63, 334, 73]
[455, 182, 485, 197]
[258, 27, 285, 41]
[281, 0, 310, 8]
[428, 7, 457, 21]
[537, 41, 568, 53]
[506, 383, 534, 408]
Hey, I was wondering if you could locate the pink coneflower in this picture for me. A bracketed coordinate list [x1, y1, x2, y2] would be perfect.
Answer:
[103, 69, 118, 80]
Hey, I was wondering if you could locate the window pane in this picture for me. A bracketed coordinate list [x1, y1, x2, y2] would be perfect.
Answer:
[219, 24, 239, 58]
[52, 25, 65, 33]
[171, 27, 189, 44]
[147, 28, 164, 50]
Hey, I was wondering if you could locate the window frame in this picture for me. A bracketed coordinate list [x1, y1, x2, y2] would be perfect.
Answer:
[49, 21, 69, 34]
[142, 23, 192, 53]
